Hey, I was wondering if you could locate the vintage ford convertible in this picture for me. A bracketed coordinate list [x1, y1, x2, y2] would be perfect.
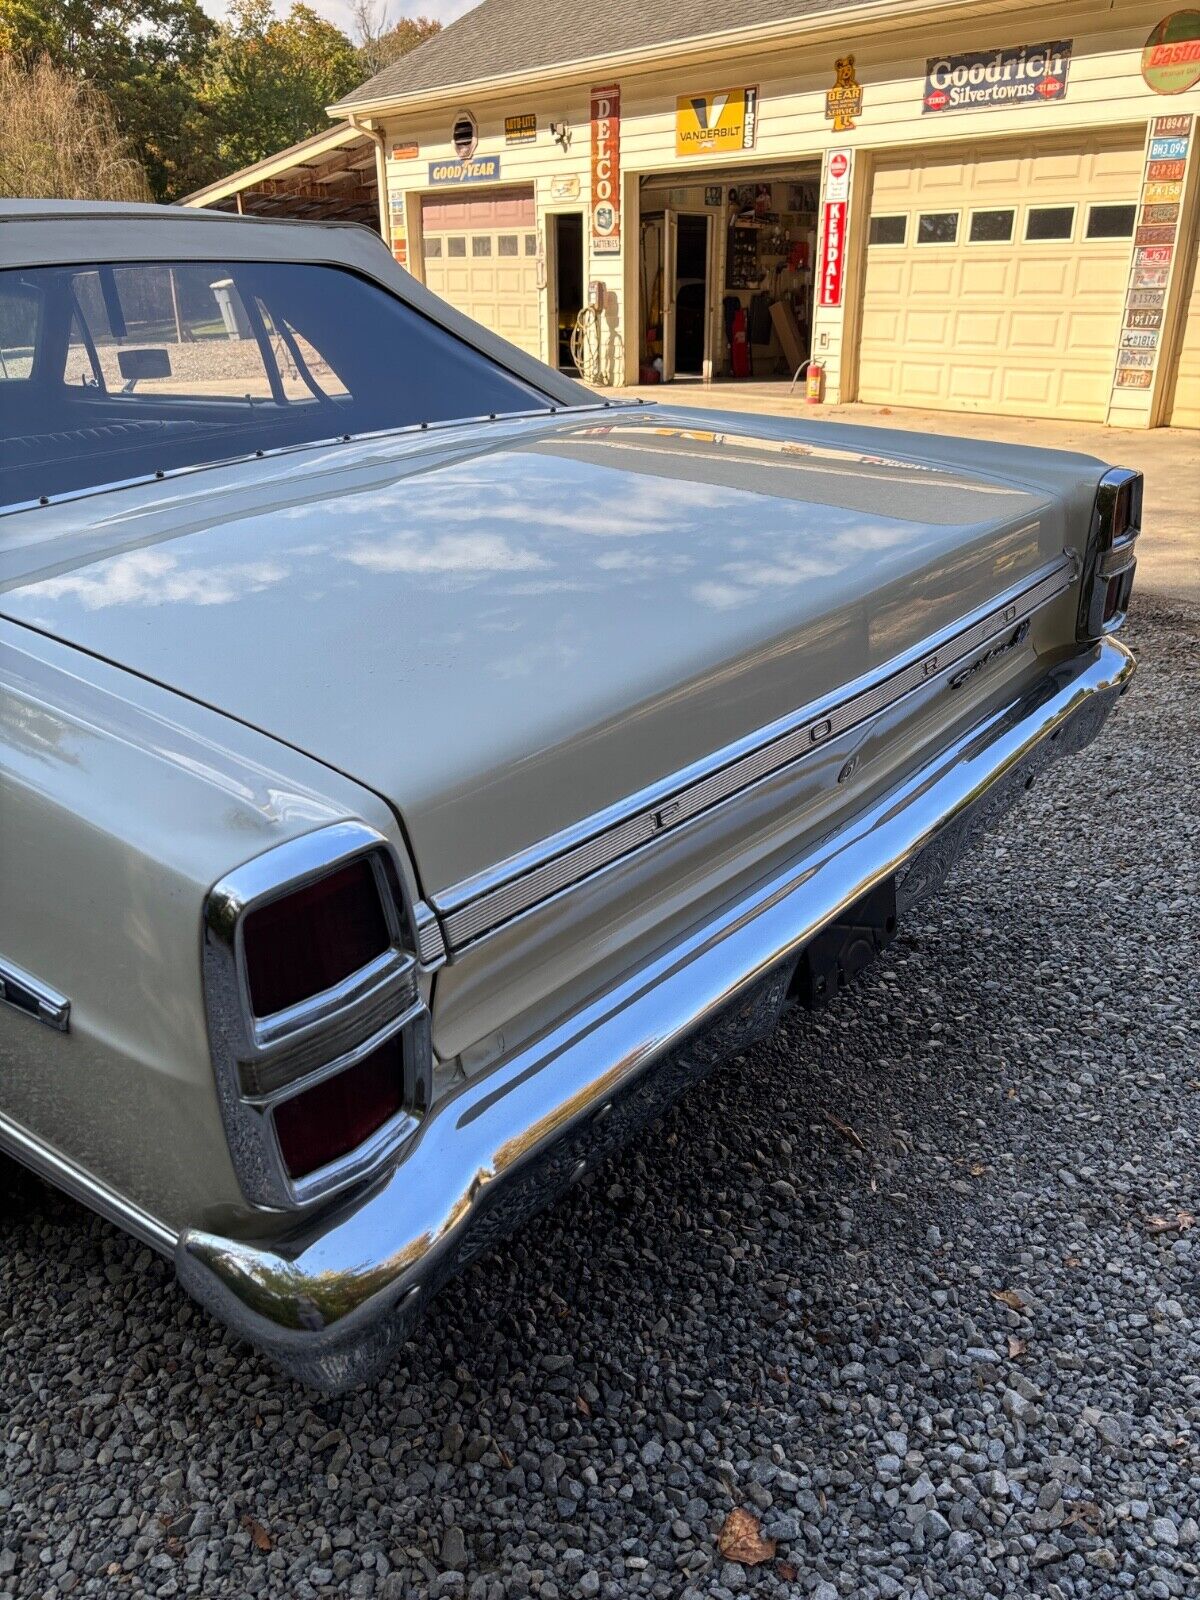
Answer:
[0, 203, 1139, 1390]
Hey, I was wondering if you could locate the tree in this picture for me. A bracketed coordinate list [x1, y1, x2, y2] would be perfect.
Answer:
[0, 54, 150, 200]
[351, 0, 441, 79]
[196, 0, 363, 171]
[0, 0, 216, 200]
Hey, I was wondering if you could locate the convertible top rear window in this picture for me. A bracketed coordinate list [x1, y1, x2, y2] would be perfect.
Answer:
[0, 260, 554, 506]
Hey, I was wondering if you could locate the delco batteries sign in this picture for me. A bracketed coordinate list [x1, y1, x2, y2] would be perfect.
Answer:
[923, 40, 1073, 113]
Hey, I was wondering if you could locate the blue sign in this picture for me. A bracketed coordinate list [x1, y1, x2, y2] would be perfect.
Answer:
[428, 155, 501, 185]
[1148, 137, 1189, 160]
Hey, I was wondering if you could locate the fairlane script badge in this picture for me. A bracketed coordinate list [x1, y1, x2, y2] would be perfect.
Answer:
[949, 621, 1030, 689]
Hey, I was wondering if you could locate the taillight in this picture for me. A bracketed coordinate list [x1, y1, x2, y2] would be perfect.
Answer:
[1078, 467, 1141, 640]
[243, 856, 389, 1017]
[273, 1033, 404, 1179]
[203, 823, 437, 1208]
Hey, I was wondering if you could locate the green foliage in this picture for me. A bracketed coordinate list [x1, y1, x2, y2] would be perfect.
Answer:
[0, 0, 216, 200]
[197, 0, 362, 172]
[0, 53, 151, 200]
[0, 0, 442, 203]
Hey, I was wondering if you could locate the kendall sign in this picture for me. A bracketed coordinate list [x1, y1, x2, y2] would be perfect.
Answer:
[923, 39, 1073, 113]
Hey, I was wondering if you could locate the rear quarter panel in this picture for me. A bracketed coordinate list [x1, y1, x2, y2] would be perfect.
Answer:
[0, 621, 419, 1237]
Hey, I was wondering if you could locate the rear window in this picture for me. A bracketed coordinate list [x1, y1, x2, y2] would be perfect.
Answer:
[1, 259, 553, 506]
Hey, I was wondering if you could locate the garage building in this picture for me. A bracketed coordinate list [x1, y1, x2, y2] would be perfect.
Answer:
[186, 0, 1200, 429]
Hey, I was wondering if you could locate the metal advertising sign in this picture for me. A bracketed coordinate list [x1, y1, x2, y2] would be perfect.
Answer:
[590, 84, 621, 255]
[390, 140, 419, 160]
[505, 113, 537, 145]
[550, 175, 580, 200]
[922, 40, 1072, 113]
[675, 87, 759, 156]
[819, 200, 847, 306]
[428, 156, 501, 185]
[1141, 11, 1200, 94]
[825, 56, 863, 132]
[826, 149, 852, 203]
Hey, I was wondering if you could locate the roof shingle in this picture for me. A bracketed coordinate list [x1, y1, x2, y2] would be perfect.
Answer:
[336, 0, 858, 108]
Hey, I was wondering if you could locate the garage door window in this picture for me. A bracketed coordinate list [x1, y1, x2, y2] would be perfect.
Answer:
[525, 234, 538, 255]
[868, 215, 907, 246]
[1025, 206, 1075, 242]
[423, 237, 443, 258]
[968, 209, 1015, 244]
[498, 235, 519, 257]
[1086, 203, 1136, 240]
[917, 212, 959, 245]
[447, 237, 466, 257]
[472, 237, 492, 257]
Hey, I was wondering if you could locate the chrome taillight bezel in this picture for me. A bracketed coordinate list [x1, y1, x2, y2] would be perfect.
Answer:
[203, 821, 443, 1209]
[1078, 466, 1142, 641]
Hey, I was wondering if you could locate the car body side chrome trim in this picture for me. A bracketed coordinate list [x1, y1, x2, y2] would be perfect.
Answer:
[176, 637, 1133, 1392]
[435, 553, 1075, 951]
[0, 956, 71, 1032]
[0, 1110, 177, 1255]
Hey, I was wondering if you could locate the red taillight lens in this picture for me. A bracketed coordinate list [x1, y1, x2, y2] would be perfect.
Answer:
[242, 857, 389, 1017]
[273, 1035, 404, 1179]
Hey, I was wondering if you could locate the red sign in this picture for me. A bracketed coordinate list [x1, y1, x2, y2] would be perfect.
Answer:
[1154, 113, 1193, 134]
[829, 151, 849, 181]
[590, 84, 621, 256]
[819, 199, 847, 307]
[1147, 158, 1186, 179]
[1136, 223, 1179, 244]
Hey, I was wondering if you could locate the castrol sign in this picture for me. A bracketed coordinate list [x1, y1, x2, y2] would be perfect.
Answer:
[590, 85, 621, 255]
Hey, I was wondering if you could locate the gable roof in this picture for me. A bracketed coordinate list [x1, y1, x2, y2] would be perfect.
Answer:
[335, 0, 861, 110]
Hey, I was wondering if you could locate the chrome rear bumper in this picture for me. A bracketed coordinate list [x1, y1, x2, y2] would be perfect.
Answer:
[176, 638, 1134, 1391]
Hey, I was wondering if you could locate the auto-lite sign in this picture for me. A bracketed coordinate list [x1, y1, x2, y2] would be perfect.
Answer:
[591, 84, 621, 256]
[675, 87, 758, 156]
[505, 113, 537, 145]
[923, 39, 1072, 113]
[818, 150, 852, 307]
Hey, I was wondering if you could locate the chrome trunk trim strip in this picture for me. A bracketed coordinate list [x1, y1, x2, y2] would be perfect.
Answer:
[0, 956, 70, 1032]
[176, 638, 1134, 1392]
[435, 555, 1075, 952]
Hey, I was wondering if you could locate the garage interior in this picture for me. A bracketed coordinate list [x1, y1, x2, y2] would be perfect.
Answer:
[639, 163, 821, 384]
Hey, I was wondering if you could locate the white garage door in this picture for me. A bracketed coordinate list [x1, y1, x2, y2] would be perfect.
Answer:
[858, 131, 1143, 421]
[421, 187, 541, 359]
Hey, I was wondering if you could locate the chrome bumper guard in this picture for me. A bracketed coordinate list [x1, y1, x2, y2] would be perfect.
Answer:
[176, 639, 1134, 1391]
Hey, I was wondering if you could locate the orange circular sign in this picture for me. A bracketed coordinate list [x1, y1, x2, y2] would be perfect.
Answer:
[1142, 10, 1200, 93]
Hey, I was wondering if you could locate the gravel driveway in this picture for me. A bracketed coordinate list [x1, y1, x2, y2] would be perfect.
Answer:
[2, 598, 1197, 1600]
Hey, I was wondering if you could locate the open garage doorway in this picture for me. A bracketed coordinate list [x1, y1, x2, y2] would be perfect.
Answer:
[639, 163, 820, 384]
[550, 212, 584, 371]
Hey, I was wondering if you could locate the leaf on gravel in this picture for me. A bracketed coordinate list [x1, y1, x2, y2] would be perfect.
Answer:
[777, 1560, 799, 1581]
[1064, 1254, 1081, 1268]
[823, 1111, 866, 1150]
[1146, 1210, 1194, 1234]
[970, 1162, 986, 1177]
[1008, 1335, 1028, 1359]
[717, 1508, 776, 1566]
[991, 1289, 1026, 1312]
[575, 1394, 592, 1417]
[242, 1516, 272, 1552]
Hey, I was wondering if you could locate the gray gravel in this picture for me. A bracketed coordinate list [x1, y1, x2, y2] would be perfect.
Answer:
[2, 597, 1198, 1600]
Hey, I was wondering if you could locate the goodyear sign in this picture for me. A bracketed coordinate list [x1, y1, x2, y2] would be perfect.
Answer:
[428, 155, 501, 185]
[675, 87, 758, 156]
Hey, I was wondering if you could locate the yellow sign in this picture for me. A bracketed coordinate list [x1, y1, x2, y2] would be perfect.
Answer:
[825, 55, 863, 132]
[675, 87, 758, 156]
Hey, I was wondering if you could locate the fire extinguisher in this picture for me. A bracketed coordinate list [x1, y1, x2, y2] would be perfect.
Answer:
[731, 308, 751, 379]
[805, 357, 826, 405]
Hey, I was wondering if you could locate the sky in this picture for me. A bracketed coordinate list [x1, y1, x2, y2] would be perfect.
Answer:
[197, 0, 477, 34]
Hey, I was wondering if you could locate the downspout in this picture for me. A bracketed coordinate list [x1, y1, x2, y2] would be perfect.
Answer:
[349, 114, 389, 240]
